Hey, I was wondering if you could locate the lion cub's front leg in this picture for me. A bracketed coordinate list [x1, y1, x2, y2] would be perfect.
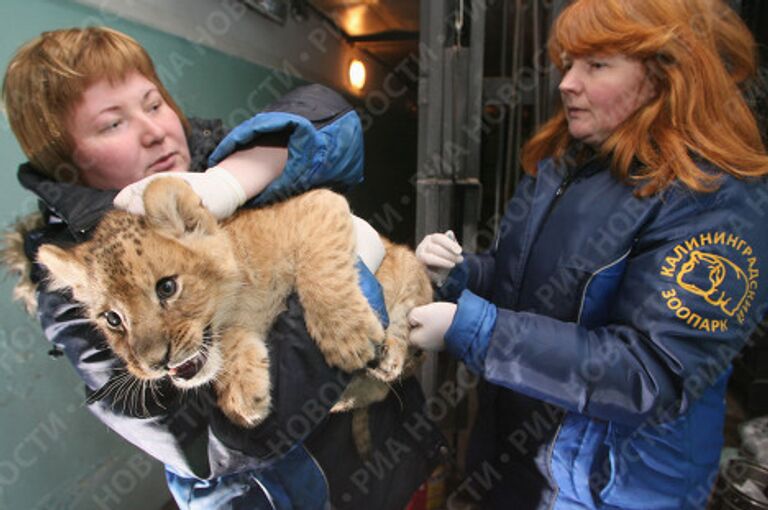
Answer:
[214, 327, 271, 427]
[292, 190, 385, 372]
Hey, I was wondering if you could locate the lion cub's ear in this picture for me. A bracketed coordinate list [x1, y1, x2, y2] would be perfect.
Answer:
[143, 177, 218, 239]
[36, 244, 92, 303]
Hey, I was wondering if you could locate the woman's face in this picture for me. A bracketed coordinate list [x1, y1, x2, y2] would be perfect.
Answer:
[67, 72, 191, 190]
[559, 54, 656, 146]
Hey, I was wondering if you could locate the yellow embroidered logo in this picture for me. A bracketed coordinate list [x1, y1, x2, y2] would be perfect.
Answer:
[659, 232, 759, 332]
[678, 251, 749, 316]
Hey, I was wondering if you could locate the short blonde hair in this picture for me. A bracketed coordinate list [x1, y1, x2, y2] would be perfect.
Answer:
[2, 27, 188, 180]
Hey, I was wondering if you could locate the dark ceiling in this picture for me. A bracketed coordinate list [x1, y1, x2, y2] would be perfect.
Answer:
[309, 0, 418, 36]
[308, 0, 419, 69]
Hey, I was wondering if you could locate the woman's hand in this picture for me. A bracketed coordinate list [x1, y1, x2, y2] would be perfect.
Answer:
[408, 302, 457, 351]
[115, 145, 289, 219]
[114, 167, 246, 219]
[415, 231, 463, 285]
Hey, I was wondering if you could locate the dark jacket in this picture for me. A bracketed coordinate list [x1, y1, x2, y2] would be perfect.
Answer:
[18, 84, 445, 509]
[442, 153, 768, 509]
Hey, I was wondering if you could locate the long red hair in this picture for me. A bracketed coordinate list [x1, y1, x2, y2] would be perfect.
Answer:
[522, 0, 768, 196]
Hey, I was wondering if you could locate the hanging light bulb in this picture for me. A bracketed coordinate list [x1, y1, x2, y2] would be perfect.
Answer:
[348, 59, 366, 90]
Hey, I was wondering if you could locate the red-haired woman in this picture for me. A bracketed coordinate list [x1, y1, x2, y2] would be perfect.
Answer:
[409, 0, 768, 508]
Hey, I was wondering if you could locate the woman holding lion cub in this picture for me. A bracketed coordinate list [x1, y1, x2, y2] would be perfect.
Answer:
[3, 26, 443, 509]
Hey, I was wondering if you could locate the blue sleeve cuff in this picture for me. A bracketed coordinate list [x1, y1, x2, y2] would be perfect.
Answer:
[355, 259, 389, 328]
[208, 111, 364, 206]
[444, 290, 496, 374]
[435, 259, 469, 302]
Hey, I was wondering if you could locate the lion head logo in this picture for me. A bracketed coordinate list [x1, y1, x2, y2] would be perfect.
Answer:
[677, 250, 749, 316]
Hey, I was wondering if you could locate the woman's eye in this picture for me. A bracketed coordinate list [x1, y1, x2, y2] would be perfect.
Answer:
[146, 94, 165, 112]
[590, 61, 607, 70]
[103, 310, 123, 329]
[156, 276, 178, 300]
[101, 120, 122, 132]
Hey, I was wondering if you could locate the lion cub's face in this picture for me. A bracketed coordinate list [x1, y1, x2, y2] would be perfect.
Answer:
[37, 178, 240, 389]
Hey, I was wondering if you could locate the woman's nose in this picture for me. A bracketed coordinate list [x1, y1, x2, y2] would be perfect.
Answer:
[140, 115, 165, 146]
[559, 67, 582, 95]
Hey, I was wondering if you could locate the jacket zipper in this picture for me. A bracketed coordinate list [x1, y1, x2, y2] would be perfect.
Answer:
[556, 175, 571, 196]
[522, 169, 575, 509]
[537, 170, 575, 233]
[512, 169, 577, 310]
[522, 162, 593, 507]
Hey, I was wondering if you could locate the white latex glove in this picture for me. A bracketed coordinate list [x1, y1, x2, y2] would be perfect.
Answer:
[415, 230, 463, 285]
[352, 215, 385, 273]
[114, 166, 247, 220]
[407, 302, 457, 351]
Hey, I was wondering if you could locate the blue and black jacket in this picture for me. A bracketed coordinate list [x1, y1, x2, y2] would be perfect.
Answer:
[17, 85, 445, 510]
[441, 153, 768, 509]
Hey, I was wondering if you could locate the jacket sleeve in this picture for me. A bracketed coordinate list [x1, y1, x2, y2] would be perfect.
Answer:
[36, 287, 214, 478]
[444, 183, 768, 427]
[207, 84, 363, 206]
[437, 251, 493, 303]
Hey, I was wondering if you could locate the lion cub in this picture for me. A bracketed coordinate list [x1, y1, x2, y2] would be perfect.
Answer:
[37, 177, 431, 427]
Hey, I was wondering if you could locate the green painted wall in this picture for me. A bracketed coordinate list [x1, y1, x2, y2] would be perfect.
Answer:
[0, 1, 305, 508]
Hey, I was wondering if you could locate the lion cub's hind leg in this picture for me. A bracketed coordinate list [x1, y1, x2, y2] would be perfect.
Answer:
[332, 241, 433, 412]
[292, 190, 385, 373]
[214, 327, 271, 427]
[369, 241, 433, 383]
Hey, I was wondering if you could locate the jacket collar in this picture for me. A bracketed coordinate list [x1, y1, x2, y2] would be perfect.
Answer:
[561, 143, 608, 179]
[18, 164, 117, 238]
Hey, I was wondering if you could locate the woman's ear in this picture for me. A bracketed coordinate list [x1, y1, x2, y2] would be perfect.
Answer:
[643, 58, 665, 100]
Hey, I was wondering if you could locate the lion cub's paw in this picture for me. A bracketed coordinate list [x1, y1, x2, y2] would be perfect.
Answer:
[324, 337, 378, 373]
[367, 336, 407, 382]
[216, 378, 272, 428]
[322, 314, 385, 373]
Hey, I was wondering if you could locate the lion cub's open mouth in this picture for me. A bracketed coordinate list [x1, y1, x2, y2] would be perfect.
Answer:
[168, 326, 213, 382]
